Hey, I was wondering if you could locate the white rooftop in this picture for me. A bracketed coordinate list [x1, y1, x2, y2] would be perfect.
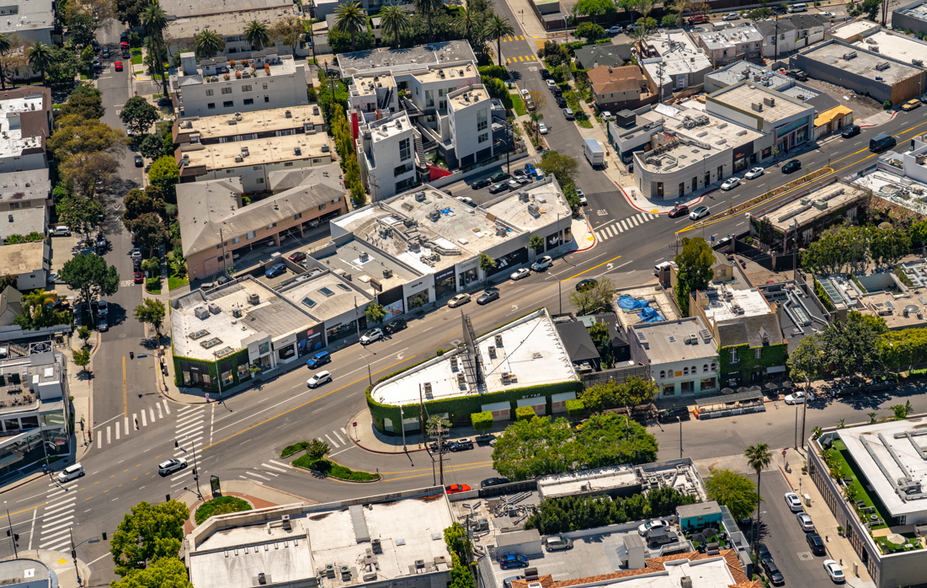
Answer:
[642, 29, 712, 78]
[853, 168, 927, 217]
[852, 30, 927, 66]
[698, 284, 772, 323]
[370, 309, 577, 407]
[537, 465, 639, 499]
[0, 0, 54, 34]
[829, 19, 880, 40]
[693, 26, 763, 50]
[629, 318, 717, 364]
[483, 180, 572, 233]
[598, 557, 739, 588]
[0, 93, 44, 157]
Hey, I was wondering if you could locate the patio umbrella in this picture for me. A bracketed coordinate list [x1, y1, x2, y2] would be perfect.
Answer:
[721, 387, 734, 395]
[747, 386, 762, 394]
[782, 380, 794, 389]
[765, 382, 779, 392]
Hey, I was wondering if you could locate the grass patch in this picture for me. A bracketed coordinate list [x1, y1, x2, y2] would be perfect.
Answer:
[510, 94, 526, 116]
[194, 496, 252, 524]
[131, 47, 142, 56]
[80, 74, 89, 80]
[132, 54, 143, 65]
[281, 441, 310, 458]
[146, 276, 162, 294]
[168, 273, 189, 291]
[292, 457, 380, 481]
[826, 439, 893, 530]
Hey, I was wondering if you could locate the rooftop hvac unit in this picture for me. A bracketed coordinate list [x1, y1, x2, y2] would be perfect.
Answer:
[680, 577, 693, 588]
[495, 334, 503, 347]
[321, 144, 330, 152]
[763, 96, 775, 106]
[527, 203, 540, 216]
[295, 147, 301, 155]
[383, 268, 393, 278]
[248, 293, 260, 305]
[914, 59, 925, 66]
[194, 306, 209, 319]
[281, 514, 291, 530]
[235, 155, 243, 163]
[428, 209, 440, 221]
[227, 118, 236, 125]
[231, 305, 242, 318]
[372, 539, 382, 553]
[875, 62, 890, 71]
[424, 382, 432, 394]
[843, 51, 857, 60]
[313, 105, 320, 115]
[488, 345, 496, 358]
[208, 303, 221, 314]
[751, 102, 763, 112]
[359, 251, 369, 261]
[340, 566, 351, 578]
[285, 109, 292, 118]
[414, 191, 426, 202]
[518, 191, 529, 201]
[324, 565, 335, 578]
[871, 46, 880, 53]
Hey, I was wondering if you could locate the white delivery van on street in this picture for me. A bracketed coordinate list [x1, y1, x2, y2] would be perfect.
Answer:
[583, 138, 605, 168]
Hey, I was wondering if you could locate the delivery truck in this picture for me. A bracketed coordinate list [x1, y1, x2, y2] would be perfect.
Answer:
[583, 138, 605, 168]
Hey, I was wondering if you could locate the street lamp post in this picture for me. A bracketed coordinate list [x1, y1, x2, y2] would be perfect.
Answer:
[400, 405, 407, 453]
[677, 416, 682, 459]
[68, 525, 101, 588]
[5, 502, 16, 559]
[360, 353, 372, 387]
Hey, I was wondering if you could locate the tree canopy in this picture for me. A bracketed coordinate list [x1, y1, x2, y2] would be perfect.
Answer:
[60, 83, 104, 119]
[572, 0, 617, 20]
[58, 254, 119, 309]
[134, 298, 167, 337]
[148, 156, 180, 202]
[705, 468, 759, 521]
[569, 278, 617, 315]
[110, 500, 189, 576]
[579, 377, 655, 413]
[56, 195, 105, 237]
[801, 224, 910, 275]
[15, 290, 69, 331]
[120, 96, 160, 136]
[674, 237, 714, 314]
[110, 556, 192, 588]
[47, 115, 127, 160]
[538, 150, 578, 187]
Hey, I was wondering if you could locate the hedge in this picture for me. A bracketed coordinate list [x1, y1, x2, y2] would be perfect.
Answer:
[472, 411, 493, 431]
[172, 347, 251, 392]
[478, 65, 508, 80]
[566, 399, 585, 418]
[516, 406, 536, 421]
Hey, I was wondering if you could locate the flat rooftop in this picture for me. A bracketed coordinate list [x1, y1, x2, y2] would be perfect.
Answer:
[365, 112, 412, 143]
[0, 241, 44, 273]
[0, 0, 53, 34]
[896, 0, 927, 22]
[174, 54, 297, 88]
[693, 26, 763, 50]
[642, 29, 711, 77]
[829, 20, 880, 41]
[166, 6, 300, 39]
[852, 30, 927, 67]
[629, 317, 717, 363]
[0, 92, 45, 158]
[370, 309, 577, 407]
[160, 0, 290, 19]
[707, 61, 793, 90]
[179, 132, 331, 171]
[760, 181, 868, 232]
[800, 41, 920, 84]
[351, 72, 398, 96]
[415, 63, 479, 84]
[483, 179, 571, 232]
[337, 41, 477, 76]
[0, 206, 44, 242]
[836, 418, 927, 520]
[525, 555, 747, 588]
[275, 272, 368, 322]
[179, 105, 324, 142]
[698, 283, 772, 323]
[758, 281, 831, 353]
[613, 284, 678, 330]
[537, 460, 706, 501]
[311, 238, 419, 295]
[447, 86, 489, 109]
[709, 83, 812, 123]
[853, 169, 927, 216]
[0, 169, 49, 204]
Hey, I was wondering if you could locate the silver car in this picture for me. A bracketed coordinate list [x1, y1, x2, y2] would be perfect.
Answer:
[544, 535, 574, 551]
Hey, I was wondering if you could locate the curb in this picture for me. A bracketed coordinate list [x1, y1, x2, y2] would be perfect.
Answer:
[566, 216, 596, 253]
[349, 434, 428, 455]
[294, 464, 381, 484]
[614, 180, 705, 214]
[0, 472, 44, 495]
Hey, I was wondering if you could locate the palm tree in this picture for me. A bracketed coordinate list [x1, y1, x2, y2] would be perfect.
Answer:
[140, 1, 170, 96]
[414, 0, 445, 43]
[529, 110, 544, 141]
[669, 0, 690, 26]
[194, 29, 226, 59]
[26, 41, 51, 85]
[455, 7, 481, 42]
[243, 20, 271, 51]
[379, 4, 411, 49]
[628, 25, 650, 52]
[0, 34, 10, 90]
[334, 1, 367, 52]
[744, 443, 772, 559]
[486, 15, 514, 68]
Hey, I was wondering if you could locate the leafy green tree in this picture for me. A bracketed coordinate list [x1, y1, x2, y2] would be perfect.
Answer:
[77, 325, 92, 347]
[380, 4, 411, 49]
[819, 312, 887, 379]
[134, 298, 166, 337]
[15, 290, 68, 330]
[148, 156, 180, 202]
[580, 377, 655, 412]
[674, 237, 713, 314]
[705, 468, 759, 522]
[70, 13, 97, 48]
[270, 15, 306, 55]
[572, 0, 617, 22]
[129, 212, 170, 256]
[364, 301, 386, 324]
[116, 0, 148, 27]
[110, 556, 192, 588]
[788, 334, 822, 391]
[110, 500, 189, 576]
[478, 252, 495, 273]
[56, 195, 105, 238]
[26, 41, 52, 85]
[911, 219, 927, 249]
[243, 20, 272, 50]
[306, 438, 331, 460]
[575, 22, 605, 41]
[850, 0, 881, 20]
[120, 96, 160, 137]
[334, 1, 367, 52]
[45, 45, 81, 86]
[72, 346, 91, 373]
[661, 14, 678, 26]
[667, 0, 690, 26]
[569, 277, 617, 315]
[0, 33, 11, 90]
[892, 400, 914, 420]
[62, 151, 121, 198]
[454, 7, 481, 45]
[869, 227, 910, 268]
[486, 14, 514, 67]
[746, 7, 772, 22]
[124, 187, 169, 227]
[529, 234, 544, 253]
[61, 83, 104, 119]
[138, 133, 165, 160]
[744, 443, 772, 558]
[538, 150, 578, 186]
[58, 254, 120, 310]
[414, 0, 446, 43]
[193, 28, 225, 59]
[47, 115, 127, 160]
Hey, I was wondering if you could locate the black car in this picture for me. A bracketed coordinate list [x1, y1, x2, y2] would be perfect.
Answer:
[384, 318, 407, 334]
[782, 159, 802, 174]
[761, 558, 784, 586]
[576, 279, 597, 292]
[481, 477, 511, 488]
[92, 39, 100, 52]
[489, 172, 511, 183]
[668, 204, 689, 218]
[806, 532, 826, 555]
[841, 124, 861, 138]
[135, 155, 144, 167]
[477, 288, 500, 305]
[471, 178, 492, 190]
[758, 544, 772, 561]
[157, 97, 172, 107]
[489, 183, 509, 194]
[540, 68, 550, 79]
[132, 257, 142, 270]
[556, 96, 567, 108]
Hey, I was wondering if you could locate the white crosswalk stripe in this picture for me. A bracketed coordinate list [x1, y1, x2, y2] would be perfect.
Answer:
[246, 471, 269, 480]
[596, 213, 658, 240]
[325, 434, 339, 448]
[262, 462, 287, 473]
[38, 486, 78, 549]
[94, 401, 198, 446]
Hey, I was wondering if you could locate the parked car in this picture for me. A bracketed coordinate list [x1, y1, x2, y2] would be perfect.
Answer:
[477, 288, 500, 305]
[818, 10, 836, 17]
[114, 61, 123, 71]
[97, 300, 108, 317]
[841, 124, 861, 138]
[505, 179, 520, 190]
[546, 79, 558, 89]
[543, 536, 574, 551]
[807, 532, 826, 555]
[306, 351, 331, 369]
[577, 188, 587, 206]
[538, 122, 548, 134]
[288, 251, 307, 262]
[157, 97, 172, 107]
[307, 370, 332, 388]
[360, 328, 383, 344]
[265, 263, 286, 278]
[668, 204, 689, 218]
[576, 279, 597, 291]
[471, 178, 492, 189]
[606, 25, 623, 34]
[722, 12, 739, 19]
[158, 458, 187, 475]
[448, 293, 471, 308]
[513, 169, 531, 183]
[687, 14, 708, 24]
[445, 484, 471, 494]
[797, 512, 814, 532]
[903, 99, 921, 112]
[689, 206, 710, 220]
[638, 519, 668, 535]
[600, 111, 613, 121]
[532, 256, 553, 271]
[102, 46, 110, 58]
[498, 554, 529, 569]
[785, 492, 804, 512]
[134, 155, 143, 167]
[489, 183, 509, 194]
[761, 558, 785, 585]
[98, 320, 108, 332]
[720, 177, 740, 191]
[134, 270, 144, 284]
[384, 318, 407, 334]
[449, 438, 473, 451]
[823, 559, 845, 583]
[744, 167, 765, 179]
[556, 96, 567, 108]
[511, 268, 530, 281]
[782, 159, 802, 174]
[540, 68, 551, 79]
[51, 225, 71, 237]
[785, 390, 809, 404]
[489, 172, 511, 183]
[563, 107, 575, 120]
[480, 477, 511, 488]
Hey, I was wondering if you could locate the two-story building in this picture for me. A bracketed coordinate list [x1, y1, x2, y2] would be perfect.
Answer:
[173, 104, 325, 147]
[0, 169, 51, 223]
[587, 65, 652, 113]
[627, 317, 720, 399]
[0, 87, 52, 174]
[692, 25, 764, 66]
[640, 29, 712, 98]
[0, 241, 48, 291]
[756, 13, 829, 59]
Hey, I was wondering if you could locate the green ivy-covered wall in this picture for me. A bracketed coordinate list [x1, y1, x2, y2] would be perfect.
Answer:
[172, 347, 253, 392]
[719, 342, 789, 384]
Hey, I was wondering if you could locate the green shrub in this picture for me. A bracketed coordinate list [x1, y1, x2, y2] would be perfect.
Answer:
[281, 441, 310, 458]
[516, 406, 536, 421]
[884, 100, 892, 110]
[478, 65, 507, 80]
[471, 411, 493, 431]
[566, 399, 585, 417]
[292, 457, 379, 481]
[436, 349, 444, 356]
[194, 496, 252, 524]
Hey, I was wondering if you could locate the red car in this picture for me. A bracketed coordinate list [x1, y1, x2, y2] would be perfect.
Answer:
[445, 484, 471, 494]
[668, 204, 689, 218]
[288, 251, 307, 263]
[134, 271, 144, 284]
[114, 61, 123, 71]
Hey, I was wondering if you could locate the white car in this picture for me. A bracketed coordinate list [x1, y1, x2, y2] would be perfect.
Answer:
[538, 122, 548, 135]
[601, 111, 613, 121]
[721, 177, 741, 191]
[638, 519, 667, 535]
[456, 196, 474, 206]
[606, 25, 623, 34]
[546, 79, 557, 89]
[797, 512, 814, 532]
[531, 256, 553, 271]
[819, 11, 836, 17]
[784, 492, 803, 512]
[689, 206, 710, 220]
[577, 188, 587, 206]
[823, 560, 845, 583]
[511, 268, 530, 281]
[723, 12, 739, 20]
[520, 88, 529, 97]
[360, 328, 383, 344]
[744, 167, 765, 179]
[784, 390, 812, 404]
[158, 457, 187, 475]
[130, 247, 142, 259]
[307, 370, 332, 388]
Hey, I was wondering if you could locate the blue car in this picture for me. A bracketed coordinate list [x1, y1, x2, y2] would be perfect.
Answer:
[499, 554, 529, 569]
[307, 351, 331, 369]
[524, 163, 537, 177]
[265, 263, 286, 278]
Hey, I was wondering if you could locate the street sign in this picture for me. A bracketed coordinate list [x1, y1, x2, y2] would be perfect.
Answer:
[353, 422, 357, 427]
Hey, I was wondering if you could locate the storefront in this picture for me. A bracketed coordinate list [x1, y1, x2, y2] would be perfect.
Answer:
[517, 396, 547, 416]
[296, 325, 324, 356]
[180, 361, 212, 388]
[733, 142, 754, 172]
[217, 352, 249, 388]
[485, 248, 529, 277]
[434, 267, 457, 299]
[245, 334, 275, 371]
[457, 258, 480, 288]
[326, 318, 364, 343]
[546, 224, 570, 252]
[482, 400, 510, 421]
[379, 286, 405, 320]
[273, 333, 298, 364]
[774, 116, 812, 153]
[403, 278, 432, 312]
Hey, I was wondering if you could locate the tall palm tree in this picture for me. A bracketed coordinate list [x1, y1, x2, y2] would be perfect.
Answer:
[0, 34, 10, 90]
[669, 0, 690, 26]
[194, 29, 226, 59]
[744, 443, 772, 559]
[628, 25, 649, 52]
[379, 4, 411, 49]
[414, 0, 445, 43]
[486, 15, 514, 68]
[140, 1, 170, 96]
[455, 7, 480, 42]
[243, 20, 271, 51]
[26, 41, 51, 86]
[334, 1, 367, 52]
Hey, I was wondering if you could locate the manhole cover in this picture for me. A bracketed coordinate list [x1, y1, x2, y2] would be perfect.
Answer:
[449, 339, 462, 347]
[768, 422, 774, 426]
[797, 552, 814, 561]
[119, 334, 126, 339]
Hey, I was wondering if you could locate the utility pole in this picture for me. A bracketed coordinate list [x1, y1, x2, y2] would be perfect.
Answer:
[5, 502, 16, 559]
[800, 379, 809, 449]
[69, 527, 80, 586]
[774, 15, 779, 62]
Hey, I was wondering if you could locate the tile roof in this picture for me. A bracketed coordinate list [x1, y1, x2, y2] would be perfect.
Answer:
[587, 65, 645, 95]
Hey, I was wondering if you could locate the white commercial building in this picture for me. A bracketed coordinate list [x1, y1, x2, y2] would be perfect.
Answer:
[640, 29, 712, 97]
[356, 111, 418, 201]
[446, 84, 494, 168]
[627, 317, 720, 399]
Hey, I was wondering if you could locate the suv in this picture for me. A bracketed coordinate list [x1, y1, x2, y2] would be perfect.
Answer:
[449, 438, 474, 451]
[57, 463, 84, 483]
[782, 159, 802, 174]
[158, 458, 187, 475]
[543, 536, 574, 551]
[498, 554, 529, 569]
[51, 225, 71, 237]
[761, 558, 784, 585]
[563, 108, 575, 120]
[806, 532, 826, 555]
[306, 351, 331, 369]
[384, 318, 407, 334]
[841, 124, 861, 138]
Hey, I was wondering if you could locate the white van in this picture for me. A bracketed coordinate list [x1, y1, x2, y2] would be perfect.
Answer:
[654, 261, 677, 276]
[57, 463, 84, 483]
[788, 3, 808, 12]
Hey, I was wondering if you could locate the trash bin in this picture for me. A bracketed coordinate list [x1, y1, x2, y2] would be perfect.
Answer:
[803, 494, 811, 506]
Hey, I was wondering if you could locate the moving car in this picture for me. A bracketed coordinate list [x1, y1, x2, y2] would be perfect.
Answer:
[722, 12, 739, 19]
[903, 99, 921, 112]
[307, 370, 332, 388]
[841, 124, 861, 138]
[445, 484, 471, 494]
[360, 328, 383, 344]
[489, 183, 510, 194]
[576, 279, 597, 291]
[288, 251, 307, 262]
[384, 318, 407, 334]
[784, 390, 808, 404]
[538, 122, 548, 134]
[638, 519, 668, 535]
[481, 477, 511, 488]
[134, 270, 144, 284]
[57, 463, 84, 483]
[98, 320, 108, 332]
[823, 560, 845, 583]
[114, 61, 123, 71]
[807, 532, 826, 555]
[563, 107, 575, 120]
[606, 25, 623, 34]
[782, 159, 802, 174]
[489, 172, 511, 183]
[532, 256, 553, 271]
[870, 133, 896, 152]
[761, 558, 785, 585]
[511, 268, 530, 281]
[477, 288, 500, 305]
[577, 188, 587, 206]
[543, 536, 574, 551]
[471, 178, 492, 189]
[448, 293, 471, 308]
[689, 206, 710, 220]
[819, 10, 836, 17]
[498, 554, 529, 569]
[135, 155, 143, 167]
[668, 204, 689, 218]
[306, 351, 331, 369]
[720, 177, 740, 191]
[158, 458, 187, 475]
[785, 492, 804, 512]
[265, 263, 286, 278]
[744, 167, 765, 179]
[797, 512, 814, 532]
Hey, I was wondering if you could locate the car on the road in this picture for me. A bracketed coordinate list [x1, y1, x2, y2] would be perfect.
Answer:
[98, 319, 108, 332]
[903, 99, 921, 112]
[538, 122, 548, 134]
[384, 318, 407, 334]
[265, 263, 286, 278]
[102, 46, 110, 58]
[134, 270, 144, 284]
[689, 206, 710, 220]
[157, 97, 172, 107]
[135, 155, 143, 167]
[92, 57, 102, 70]
[532, 255, 553, 271]
[606, 25, 623, 34]
[563, 107, 575, 120]
[543, 535, 574, 551]
[744, 167, 765, 179]
[307, 370, 332, 388]
[360, 328, 383, 344]
[722, 12, 739, 19]
[477, 288, 500, 305]
[720, 177, 740, 191]
[841, 124, 861, 138]
[511, 267, 530, 281]
[546, 79, 558, 89]
[823, 560, 845, 583]
[97, 300, 108, 317]
[668, 204, 689, 218]
[638, 519, 668, 535]
[782, 159, 802, 174]
[577, 188, 587, 206]
[818, 10, 836, 17]
[471, 178, 492, 190]
[498, 554, 529, 569]
[445, 484, 471, 494]
[306, 351, 331, 369]
[556, 95, 567, 108]
[132, 257, 142, 270]
[489, 172, 511, 183]
[797, 512, 815, 532]
[576, 279, 597, 291]
[480, 477, 511, 488]
[540, 68, 551, 79]
[449, 438, 473, 451]
[784, 390, 808, 404]
[448, 293, 471, 308]
[761, 558, 785, 586]
[785, 492, 804, 512]
[158, 457, 187, 475]
[687, 14, 708, 24]
[114, 61, 124, 71]
[921, 93, 927, 104]
[489, 183, 509, 194]
[288, 251, 307, 262]
[807, 532, 826, 555]
[57, 463, 85, 483]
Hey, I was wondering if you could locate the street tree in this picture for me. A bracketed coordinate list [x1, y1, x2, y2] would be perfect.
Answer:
[674, 237, 713, 314]
[47, 115, 127, 160]
[788, 334, 823, 446]
[128, 211, 169, 256]
[60, 151, 121, 197]
[72, 346, 91, 374]
[134, 298, 166, 337]
[538, 150, 578, 186]
[478, 252, 496, 274]
[529, 234, 544, 253]
[148, 156, 181, 202]
[270, 16, 305, 55]
[56, 195, 105, 238]
[668, 0, 690, 26]
[364, 301, 386, 324]
[120, 96, 160, 136]
[140, 1, 170, 96]
[572, 0, 617, 22]
[26, 41, 51, 85]
[123, 187, 169, 227]
[306, 438, 331, 460]
[69, 13, 97, 48]
[334, 1, 367, 52]
[45, 45, 81, 86]
[575, 22, 606, 41]
[569, 277, 617, 315]
[58, 254, 120, 310]
[486, 14, 514, 66]
[746, 7, 772, 22]
[116, 0, 148, 27]
[579, 376, 654, 413]
[818, 312, 887, 379]
[110, 556, 192, 588]
[77, 325, 92, 348]
[705, 468, 759, 522]
[138, 133, 165, 160]
[892, 400, 914, 420]
[60, 83, 104, 119]
[744, 443, 772, 558]
[110, 500, 189, 576]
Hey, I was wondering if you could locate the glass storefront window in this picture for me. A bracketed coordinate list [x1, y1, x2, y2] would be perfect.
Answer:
[460, 269, 478, 285]
[662, 384, 675, 396]
[406, 291, 429, 311]
[238, 364, 249, 380]
[701, 377, 717, 391]
[222, 369, 234, 386]
[326, 321, 357, 343]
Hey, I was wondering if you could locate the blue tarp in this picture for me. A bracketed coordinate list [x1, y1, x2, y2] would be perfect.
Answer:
[617, 295, 650, 311]
[638, 307, 665, 323]
[440, 208, 453, 215]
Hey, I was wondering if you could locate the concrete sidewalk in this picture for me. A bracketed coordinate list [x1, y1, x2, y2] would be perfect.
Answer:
[177, 480, 315, 534]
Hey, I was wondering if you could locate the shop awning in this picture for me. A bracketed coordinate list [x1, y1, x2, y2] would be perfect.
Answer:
[696, 389, 763, 407]
[814, 105, 853, 129]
